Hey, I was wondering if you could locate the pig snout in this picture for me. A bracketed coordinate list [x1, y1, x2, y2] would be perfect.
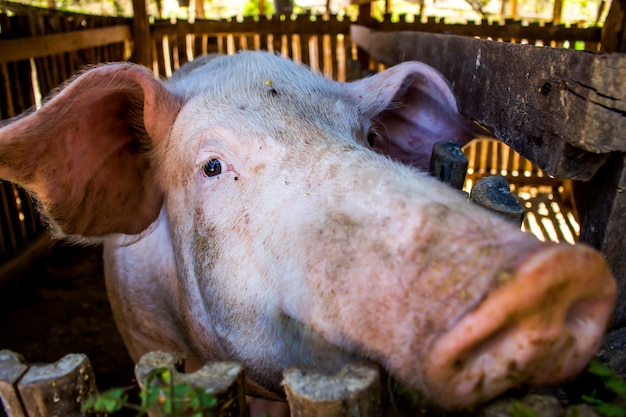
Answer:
[293, 153, 616, 410]
[423, 243, 616, 408]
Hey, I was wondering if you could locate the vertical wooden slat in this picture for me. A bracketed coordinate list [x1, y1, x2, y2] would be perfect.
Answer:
[132, 0, 152, 67]
[301, 33, 311, 67]
[175, 32, 187, 69]
[0, 182, 21, 262]
[235, 34, 246, 51]
[259, 32, 268, 51]
[330, 33, 339, 80]
[272, 33, 282, 55]
[154, 34, 166, 77]
[316, 34, 324, 75]
[0, 62, 15, 119]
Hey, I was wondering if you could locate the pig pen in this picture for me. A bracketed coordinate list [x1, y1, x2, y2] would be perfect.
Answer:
[1, 138, 625, 417]
[1, 4, 625, 415]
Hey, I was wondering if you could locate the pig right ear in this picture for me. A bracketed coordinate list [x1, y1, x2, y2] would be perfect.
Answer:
[343, 62, 488, 170]
[0, 63, 183, 239]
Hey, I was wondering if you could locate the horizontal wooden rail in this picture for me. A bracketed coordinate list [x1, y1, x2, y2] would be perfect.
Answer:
[0, 24, 131, 63]
[372, 17, 602, 44]
[152, 15, 352, 38]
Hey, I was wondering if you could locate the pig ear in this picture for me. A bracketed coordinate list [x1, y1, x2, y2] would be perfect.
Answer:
[0, 63, 183, 239]
[344, 62, 488, 170]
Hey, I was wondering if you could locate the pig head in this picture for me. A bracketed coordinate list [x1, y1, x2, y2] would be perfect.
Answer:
[0, 51, 616, 408]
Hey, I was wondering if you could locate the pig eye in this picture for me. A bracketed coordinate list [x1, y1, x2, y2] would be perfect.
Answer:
[203, 159, 223, 177]
[367, 131, 379, 147]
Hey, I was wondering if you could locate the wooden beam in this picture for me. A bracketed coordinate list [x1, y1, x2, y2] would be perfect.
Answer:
[370, 20, 602, 44]
[0, 25, 131, 64]
[580, 153, 626, 328]
[351, 25, 626, 181]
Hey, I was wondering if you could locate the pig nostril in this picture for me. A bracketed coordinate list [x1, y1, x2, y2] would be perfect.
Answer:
[565, 299, 590, 328]
[423, 244, 616, 408]
[563, 297, 606, 347]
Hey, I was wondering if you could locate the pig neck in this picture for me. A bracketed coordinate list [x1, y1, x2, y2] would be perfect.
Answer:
[103, 209, 216, 365]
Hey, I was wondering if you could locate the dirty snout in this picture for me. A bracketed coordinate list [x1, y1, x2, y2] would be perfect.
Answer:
[423, 243, 616, 408]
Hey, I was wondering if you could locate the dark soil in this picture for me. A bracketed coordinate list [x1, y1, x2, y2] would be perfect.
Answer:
[0, 242, 136, 411]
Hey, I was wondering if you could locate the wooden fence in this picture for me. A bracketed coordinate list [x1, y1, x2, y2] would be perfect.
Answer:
[152, 14, 355, 81]
[0, 349, 598, 417]
[0, 349, 384, 417]
[0, 1, 608, 279]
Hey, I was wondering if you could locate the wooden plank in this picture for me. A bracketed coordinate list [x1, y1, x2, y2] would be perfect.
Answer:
[0, 25, 131, 64]
[351, 25, 626, 181]
[372, 18, 602, 44]
[152, 17, 351, 38]
[579, 152, 626, 328]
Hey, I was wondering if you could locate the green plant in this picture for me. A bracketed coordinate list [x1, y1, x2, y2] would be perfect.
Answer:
[83, 368, 218, 417]
[510, 400, 540, 417]
[582, 360, 626, 417]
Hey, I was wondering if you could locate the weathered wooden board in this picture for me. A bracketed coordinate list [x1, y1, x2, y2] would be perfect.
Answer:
[372, 18, 602, 46]
[283, 364, 382, 417]
[579, 152, 626, 328]
[351, 25, 626, 181]
[152, 15, 352, 38]
[0, 25, 131, 64]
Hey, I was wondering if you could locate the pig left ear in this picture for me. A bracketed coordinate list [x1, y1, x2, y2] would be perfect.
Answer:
[343, 62, 488, 170]
[0, 63, 183, 239]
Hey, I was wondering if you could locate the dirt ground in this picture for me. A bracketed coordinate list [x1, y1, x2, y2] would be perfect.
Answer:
[0, 242, 136, 397]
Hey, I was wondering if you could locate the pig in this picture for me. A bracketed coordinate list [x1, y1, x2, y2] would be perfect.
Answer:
[0, 51, 616, 411]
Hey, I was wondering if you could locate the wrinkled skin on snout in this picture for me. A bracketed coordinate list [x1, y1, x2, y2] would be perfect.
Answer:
[0, 52, 616, 409]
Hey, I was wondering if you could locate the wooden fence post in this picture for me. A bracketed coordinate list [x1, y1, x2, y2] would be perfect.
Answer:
[135, 351, 248, 417]
[0, 350, 28, 417]
[0, 350, 98, 417]
[579, 153, 626, 328]
[131, 0, 152, 68]
[429, 141, 469, 190]
[470, 176, 525, 226]
[283, 363, 382, 417]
